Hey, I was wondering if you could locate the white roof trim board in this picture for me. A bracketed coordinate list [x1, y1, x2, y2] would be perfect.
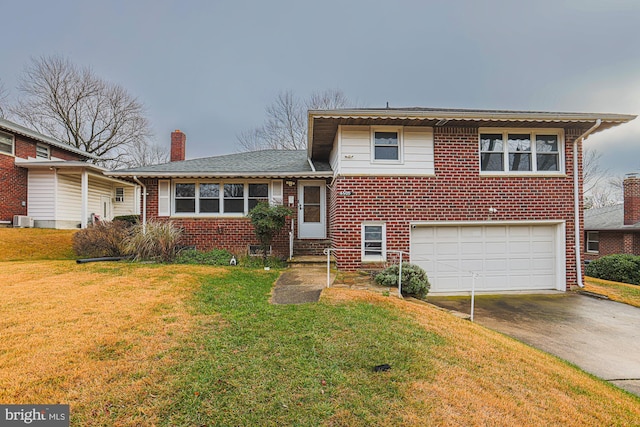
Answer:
[0, 118, 98, 159]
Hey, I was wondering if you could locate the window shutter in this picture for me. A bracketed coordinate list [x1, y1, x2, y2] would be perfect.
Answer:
[158, 180, 171, 216]
[270, 180, 283, 205]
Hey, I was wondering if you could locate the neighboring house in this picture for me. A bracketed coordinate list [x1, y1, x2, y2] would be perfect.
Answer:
[0, 118, 139, 228]
[108, 109, 635, 293]
[584, 174, 640, 260]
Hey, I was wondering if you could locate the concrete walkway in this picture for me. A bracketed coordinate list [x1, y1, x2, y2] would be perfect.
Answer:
[271, 265, 332, 305]
[428, 293, 640, 396]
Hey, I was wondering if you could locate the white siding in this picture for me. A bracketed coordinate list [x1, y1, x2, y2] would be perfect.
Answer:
[113, 186, 138, 217]
[87, 176, 113, 219]
[27, 169, 56, 220]
[337, 125, 434, 175]
[56, 174, 82, 221]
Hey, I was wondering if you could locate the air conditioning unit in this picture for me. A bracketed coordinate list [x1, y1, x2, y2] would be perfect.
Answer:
[13, 215, 34, 228]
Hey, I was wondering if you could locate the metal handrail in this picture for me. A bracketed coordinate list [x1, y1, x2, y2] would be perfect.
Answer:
[323, 247, 481, 321]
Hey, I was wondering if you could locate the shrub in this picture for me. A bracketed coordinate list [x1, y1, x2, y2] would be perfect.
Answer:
[585, 254, 640, 285]
[175, 248, 234, 266]
[247, 202, 292, 265]
[375, 263, 430, 299]
[125, 220, 183, 263]
[73, 220, 133, 258]
[113, 215, 140, 226]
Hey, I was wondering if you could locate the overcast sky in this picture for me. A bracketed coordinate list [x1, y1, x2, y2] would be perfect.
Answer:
[2, 0, 639, 178]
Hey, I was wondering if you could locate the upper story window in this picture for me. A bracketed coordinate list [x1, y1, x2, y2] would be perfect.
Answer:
[479, 129, 563, 174]
[0, 131, 14, 155]
[372, 127, 402, 162]
[36, 144, 50, 159]
[173, 181, 271, 216]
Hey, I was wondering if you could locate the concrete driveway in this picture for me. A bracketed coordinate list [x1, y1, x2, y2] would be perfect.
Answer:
[428, 292, 640, 396]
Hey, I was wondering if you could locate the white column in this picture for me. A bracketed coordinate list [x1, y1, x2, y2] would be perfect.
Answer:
[81, 169, 88, 229]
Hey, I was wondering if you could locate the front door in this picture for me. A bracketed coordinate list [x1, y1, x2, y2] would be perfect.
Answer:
[298, 180, 326, 239]
[100, 195, 113, 220]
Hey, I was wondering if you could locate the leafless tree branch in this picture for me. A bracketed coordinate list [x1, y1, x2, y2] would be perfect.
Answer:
[10, 55, 153, 166]
[237, 88, 352, 152]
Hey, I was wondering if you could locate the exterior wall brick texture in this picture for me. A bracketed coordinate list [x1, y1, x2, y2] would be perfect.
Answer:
[330, 126, 584, 290]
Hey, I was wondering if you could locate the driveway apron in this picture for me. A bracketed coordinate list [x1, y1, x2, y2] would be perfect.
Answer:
[428, 293, 640, 396]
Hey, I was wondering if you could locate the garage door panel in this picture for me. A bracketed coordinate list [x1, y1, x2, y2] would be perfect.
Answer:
[509, 241, 531, 253]
[532, 241, 554, 253]
[411, 224, 558, 292]
[486, 242, 507, 255]
[436, 227, 458, 239]
[485, 227, 507, 238]
[461, 242, 483, 255]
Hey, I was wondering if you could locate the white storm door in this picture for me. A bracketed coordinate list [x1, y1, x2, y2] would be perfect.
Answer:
[100, 195, 113, 220]
[298, 181, 326, 239]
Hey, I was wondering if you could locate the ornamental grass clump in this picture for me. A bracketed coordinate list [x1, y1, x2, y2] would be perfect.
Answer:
[73, 220, 133, 258]
[125, 220, 183, 263]
[375, 262, 430, 299]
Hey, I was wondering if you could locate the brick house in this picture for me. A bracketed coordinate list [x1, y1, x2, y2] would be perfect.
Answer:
[584, 174, 640, 260]
[108, 108, 635, 293]
[0, 118, 139, 228]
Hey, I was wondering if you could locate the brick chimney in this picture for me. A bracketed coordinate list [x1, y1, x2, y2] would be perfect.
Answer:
[624, 173, 640, 225]
[170, 130, 186, 162]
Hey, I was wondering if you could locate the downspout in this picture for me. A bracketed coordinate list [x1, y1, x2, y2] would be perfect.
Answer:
[573, 119, 601, 288]
[132, 176, 146, 228]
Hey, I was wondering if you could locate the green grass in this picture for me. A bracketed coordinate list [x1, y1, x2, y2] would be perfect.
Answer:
[161, 269, 444, 426]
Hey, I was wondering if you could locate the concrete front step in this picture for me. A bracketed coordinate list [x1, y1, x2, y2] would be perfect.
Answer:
[288, 255, 335, 268]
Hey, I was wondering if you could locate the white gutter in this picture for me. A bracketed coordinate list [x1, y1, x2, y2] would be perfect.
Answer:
[307, 157, 317, 172]
[132, 176, 146, 228]
[573, 119, 601, 288]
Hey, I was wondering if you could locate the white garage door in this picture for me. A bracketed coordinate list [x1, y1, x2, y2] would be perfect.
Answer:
[410, 224, 562, 293]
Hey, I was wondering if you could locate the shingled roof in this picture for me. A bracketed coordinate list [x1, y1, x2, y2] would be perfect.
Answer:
[585, 204, 640, 230]
[108, 149, 332, 178]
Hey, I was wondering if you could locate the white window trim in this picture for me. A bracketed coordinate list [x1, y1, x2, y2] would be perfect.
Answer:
[371, 126, 403, 164]
[171, 180, 271, 217]
[0, 130, 15, 156]
[479, 128, 565, 176]
[586, 231, 599, 254]
[361, 222, 387, 263]
[115, 187, 125, 203]
[36, 144, 50, 159]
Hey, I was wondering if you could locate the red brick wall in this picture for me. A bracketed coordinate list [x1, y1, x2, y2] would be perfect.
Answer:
[0, 134, 86, 222]
[585, 231, 640, 260]
[330, 126, 584, 289]
[624, 175, 640, 225]
[140, 178, 313, 258]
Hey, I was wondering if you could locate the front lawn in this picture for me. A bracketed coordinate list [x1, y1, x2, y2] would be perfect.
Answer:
[0, 228, 76, 260]
[1, 260, 638, 426]
[585, 276, 640, 308]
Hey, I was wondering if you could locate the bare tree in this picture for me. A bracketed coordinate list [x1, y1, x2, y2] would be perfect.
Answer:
[583, 148, 607, 195]
[11, 55, 153, 165]
[0, 79, 8, 118]
[121, 140, 169, 168]
[237, 89, 352, 151]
